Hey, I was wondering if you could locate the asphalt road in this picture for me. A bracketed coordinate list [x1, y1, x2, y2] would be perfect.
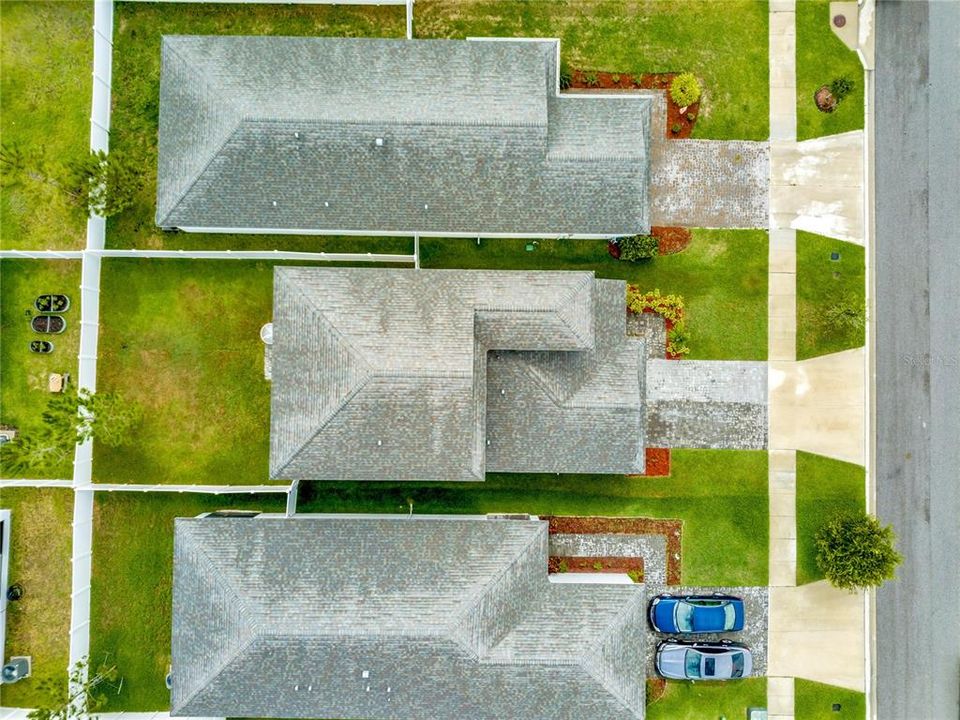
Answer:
[875, 2, 960, 719]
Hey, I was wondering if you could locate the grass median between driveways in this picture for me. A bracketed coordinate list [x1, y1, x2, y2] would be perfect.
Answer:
[414, 0, 769, 140]
[796, 232, 865, 360]
[89, 491, 286, 711]
[0, 1, 91, 250]
[0, 488, 73, 707]
[795, 679, 866, 719]
[422, 231, 769, 361]
[106, 1, 406, 251]
[796, 0, 865, 140]
[299, 449, 769, 587]
[646, 676, 767, 719]
[0, 260, 82, 478]
[796, 451, 865, 585]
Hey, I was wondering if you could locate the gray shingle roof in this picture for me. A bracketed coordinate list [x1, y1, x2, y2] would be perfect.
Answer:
[156, 36, 651, 236]
[171, 515, 646, 719]
[269, 268, 646, 480]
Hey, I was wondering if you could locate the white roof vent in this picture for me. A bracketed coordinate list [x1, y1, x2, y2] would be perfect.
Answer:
[375, 137, 385, 147]
[361, 670, 370, 679]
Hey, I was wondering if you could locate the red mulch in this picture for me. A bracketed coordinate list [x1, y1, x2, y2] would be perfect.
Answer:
[567, 70, 700, 139]
[543, 516, 683, 584]
[644, 448, 671, 476]
[639, 72, 701, 139]
[548, 555, 644, 578]
[646, 678, 668, 704]
[652, 226, 692, 255]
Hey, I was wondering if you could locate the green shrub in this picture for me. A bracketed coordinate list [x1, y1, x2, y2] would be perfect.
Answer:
[686, 112, 696, 122]
[584, 71, 600, 87]
[559, 60, 572, 90]
[670, 72, 702, 107]
[627, 569, 642, 583]
[815, 513, 902, 590]
[667, 323, 691, 357]
[618, 234, 659, 262]
[671, 123, 682, 134]
[558, 559, 569, 573]
[830, 76, 855, 103]
[611, 73, 621, 84]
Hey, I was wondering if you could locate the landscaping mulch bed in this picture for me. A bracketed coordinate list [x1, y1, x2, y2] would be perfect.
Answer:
[639, 72, 700, 139]
[542, 516, 683, 584]
[646, 678, 667, 704]
[643, 447, 671, 476]
[548, 555, 644, 578]
[567, 70, 699, 138]
[651, 226, 692, 255]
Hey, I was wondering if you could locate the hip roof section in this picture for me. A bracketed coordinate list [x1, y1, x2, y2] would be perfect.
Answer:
[156, 36, 652, 235]
[171, 516, 646, 719]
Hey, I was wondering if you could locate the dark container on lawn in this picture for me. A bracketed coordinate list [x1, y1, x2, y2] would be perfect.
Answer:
[34, 294, 71, 313]
[31, 315, 66, 334]
[29, 340, 54, 354]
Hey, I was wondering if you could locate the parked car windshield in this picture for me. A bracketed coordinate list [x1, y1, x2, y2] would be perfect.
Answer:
[684, 650, 701, 678]
[676, 602, 696, 632]
[724, 603, 737, 629]
[731, 652, 745, 678]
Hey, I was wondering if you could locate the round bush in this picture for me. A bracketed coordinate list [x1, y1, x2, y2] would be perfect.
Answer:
[618, 235, 658, 262]
[815, 513, 902, 590]
[670, 72, 701, 107]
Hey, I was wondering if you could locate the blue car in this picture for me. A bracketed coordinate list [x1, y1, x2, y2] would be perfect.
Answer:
[648, 593, 745, 634]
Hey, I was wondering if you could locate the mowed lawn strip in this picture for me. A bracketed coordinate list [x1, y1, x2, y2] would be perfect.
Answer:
[795, 679, 866, 719]
[0, 488, 74, 707]
[796, 0, 865, 140]
[299, 449, 770, 587]
[89, 492, 286, 711]
[0, 1, 91, 250]
[796, 451, 865, 585]
[0, 260, 82, 478]
[646, 677, 767, 719]
[415, 0, 769, 140]
[107, 2, 405, 251]
[796, 232, 865, 360]
[421, 231, 769, 361]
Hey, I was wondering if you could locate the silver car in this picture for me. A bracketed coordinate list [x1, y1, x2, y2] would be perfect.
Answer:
[655, 640, 753, 680]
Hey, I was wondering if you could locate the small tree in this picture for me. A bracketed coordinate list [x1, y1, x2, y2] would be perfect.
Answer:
[830, 76, 855, 104]
[65, 150, 142, 219]
[618, 235, 659, 262]
[826, 294, 866, 331]
[1, 390, 142, 474]
[670, 72, 701, 108]
[29, 659, 119, 720]
[815, 513, 902, 590]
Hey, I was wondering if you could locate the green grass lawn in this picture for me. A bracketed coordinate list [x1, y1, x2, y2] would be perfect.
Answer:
[796, 232, 865, 360]
[796, 451, 865, 585]
[796, 0, 865, 140]
[106, 2, 405, 251]
[0, 260, 82, 478]
[299, 449, 769, 586]
[89, 491, 286, 711]
[0, 488, 74, 707]
[646, 677, 767, 719]
[415, 0, 769, 140]
[422, 231, 769, 360]
[795, 679, 866, 719]
[92, 259, 316, 485]
[0, 1, 91, 250]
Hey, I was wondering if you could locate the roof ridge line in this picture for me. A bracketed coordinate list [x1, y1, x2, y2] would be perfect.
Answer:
[447, 524, 547, 656]
[174, 633, 261, 714]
